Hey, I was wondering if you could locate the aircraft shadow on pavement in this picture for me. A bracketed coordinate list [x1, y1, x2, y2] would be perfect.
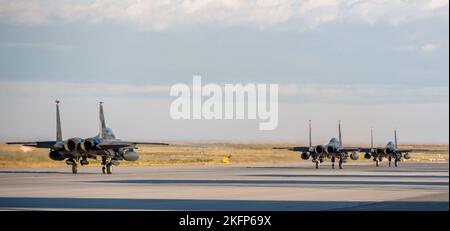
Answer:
[240, 174, 449, 179]
[246, 167, 449, 172]
[91, 179, 449, 187]
[0, 197, 447, 211]
[364, 169, 449, 173]
[0, 170, 97, 175]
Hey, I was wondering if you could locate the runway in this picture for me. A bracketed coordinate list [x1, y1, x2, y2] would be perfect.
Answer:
[0, 162, 448, 211]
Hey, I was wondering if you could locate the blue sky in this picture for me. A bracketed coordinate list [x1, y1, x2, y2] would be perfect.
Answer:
[0, 0, 448, 143]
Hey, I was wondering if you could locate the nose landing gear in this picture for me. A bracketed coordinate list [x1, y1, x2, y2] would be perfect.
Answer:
[312, 158, 320, 169]
[374, 157, 380, 167]
[66, 158, 79, 174]
[71, 163, 78, 174]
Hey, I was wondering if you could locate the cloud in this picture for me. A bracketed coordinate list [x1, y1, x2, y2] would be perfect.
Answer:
[279, 83, 449, 104]
[0, 81, 171, 98]
[0, 41, 73, 51]
[425, 0, 450, 11]
[394, 42, 443, 53]
[0, 0, 447, 31]
[420, 43, 439, 52]
[0, 81, 447, 143]
[0, 81, 447, 105]
[345, 0, 449, 26]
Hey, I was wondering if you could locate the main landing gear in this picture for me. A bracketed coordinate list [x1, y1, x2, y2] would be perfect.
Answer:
[102, 163, 112, 174]
[388, 156, 400, 167]
[313, 159, 320, 169]
[101, 157, 113, 174]
[331, 156, 335, 169]
[331, 156, 344, 169]
[312, 157, 324, 169]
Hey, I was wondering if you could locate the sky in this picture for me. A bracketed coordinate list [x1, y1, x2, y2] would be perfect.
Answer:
[0, 0, 448, 144]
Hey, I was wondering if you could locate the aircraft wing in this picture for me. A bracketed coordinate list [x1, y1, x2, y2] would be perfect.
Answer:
[338, 147, 360, 152]
[6, 141, 56, 148]
[97, 140, 169, 149]
[273, 146, 310, 152]
[396, 148, 412, 153]
[133, 142, 169, 146]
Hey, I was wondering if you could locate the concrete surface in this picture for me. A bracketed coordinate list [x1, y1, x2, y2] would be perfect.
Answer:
[0, 162, 448, 210]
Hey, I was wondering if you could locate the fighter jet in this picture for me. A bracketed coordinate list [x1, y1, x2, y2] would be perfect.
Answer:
[360, 128, 412, 167]
[274, 120, 360, 169]
[7, 100, 168, 174]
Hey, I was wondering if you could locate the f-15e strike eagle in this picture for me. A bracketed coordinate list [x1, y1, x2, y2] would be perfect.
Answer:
[274, 120, 360, 169]
[360, 128, 412, 167]
[8, 101, 168, 174]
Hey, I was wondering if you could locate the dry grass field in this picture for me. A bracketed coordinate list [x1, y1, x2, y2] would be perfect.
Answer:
[0, 142, 447, 168]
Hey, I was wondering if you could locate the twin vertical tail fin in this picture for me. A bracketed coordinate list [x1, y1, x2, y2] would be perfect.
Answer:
[308, 120, 312, 148]
[55, 100, 108, 141]
[394, 129, 398, 149]
[99, 101, 106, 138]
[55, 100, 62, 142]
[338, 120, 343, 146]
[370, 127, 374, 149]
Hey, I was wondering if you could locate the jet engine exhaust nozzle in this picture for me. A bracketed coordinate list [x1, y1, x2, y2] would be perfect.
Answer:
[384, 148, 394, 154]
[81, 139, 96, 151]
[64, 138, 81, 152]
[326, 146, 336, 154]
[315, 145, 324, 154]
[376, 148, 384, 155]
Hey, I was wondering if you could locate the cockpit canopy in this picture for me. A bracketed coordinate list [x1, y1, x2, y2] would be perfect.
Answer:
[329, 137, 339, 144]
